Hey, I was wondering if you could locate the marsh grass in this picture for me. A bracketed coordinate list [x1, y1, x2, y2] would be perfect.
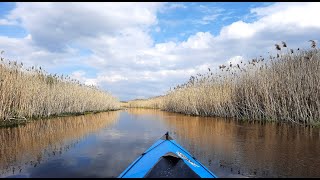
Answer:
[122, 96, 164, 109]
[0, 55, 119, 126]
[127, 41, 320, 126]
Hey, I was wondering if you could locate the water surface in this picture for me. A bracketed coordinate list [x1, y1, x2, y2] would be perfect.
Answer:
[1, 109, 319, 178]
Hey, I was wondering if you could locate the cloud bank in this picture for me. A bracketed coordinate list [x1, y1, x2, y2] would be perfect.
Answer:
[0, 2, 319, 100]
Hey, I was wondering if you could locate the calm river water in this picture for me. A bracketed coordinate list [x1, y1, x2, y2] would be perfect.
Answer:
[0, 109, 319, 178]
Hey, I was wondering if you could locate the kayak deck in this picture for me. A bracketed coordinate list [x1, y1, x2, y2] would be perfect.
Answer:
[118, 132, 217, 178]
[144, 152, 200, 178]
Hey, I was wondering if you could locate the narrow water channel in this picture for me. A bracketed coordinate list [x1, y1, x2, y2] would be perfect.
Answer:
[0, 109, 319, 178]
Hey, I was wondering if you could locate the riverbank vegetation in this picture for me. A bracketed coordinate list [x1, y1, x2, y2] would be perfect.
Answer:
[121, 96, 164, 109]
[0, 55, 119, 127]
[127, 41, 320, 126]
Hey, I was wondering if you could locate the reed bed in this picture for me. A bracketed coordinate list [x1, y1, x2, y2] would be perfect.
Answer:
[123, 96, 164, 109]
[128, 41, 320, 126]
[0, 55, 120, 124]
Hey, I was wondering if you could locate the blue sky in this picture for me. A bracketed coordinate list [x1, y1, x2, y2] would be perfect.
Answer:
[0, 2, 319, 101]
[152, 2, 272, 43]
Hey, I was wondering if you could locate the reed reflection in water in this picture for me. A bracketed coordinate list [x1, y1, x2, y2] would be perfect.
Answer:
[0, 111, 119, 177]
[127, 109, 320, 178]
[1, 108, 319, 178]
[165, 114, 320, 177]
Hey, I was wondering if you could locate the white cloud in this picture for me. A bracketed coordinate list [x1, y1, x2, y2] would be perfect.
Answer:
[155, 27, 161, 32]
[227, 56, 245, 65]
[254, 2, 320, 29]
[219, 21, 256, 39]
[7, 2, 162, 51]
[0, 19, 17, 25]
[99, 74, 129, 83]
[202, 14, 220, 22]
[219, 2, 320, 41]
[70, 70, 98, 86]
[1, 2, 320, 101]
[181, 32, 214, 49]
[165, 3, 187, 10]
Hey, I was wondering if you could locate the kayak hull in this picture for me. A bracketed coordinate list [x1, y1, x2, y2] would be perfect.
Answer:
[118, 133, 217, 178]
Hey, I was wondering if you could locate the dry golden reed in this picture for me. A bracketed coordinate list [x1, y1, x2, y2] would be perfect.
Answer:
[127, 41, 320, 126]
[122, 96, 164, 109]
[0, 55, 120, 122]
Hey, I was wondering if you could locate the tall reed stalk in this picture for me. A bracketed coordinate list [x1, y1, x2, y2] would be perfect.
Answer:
[122, 96, 164, 109]
[0, 55, 119, 123]
[127, 41, 320, 126]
